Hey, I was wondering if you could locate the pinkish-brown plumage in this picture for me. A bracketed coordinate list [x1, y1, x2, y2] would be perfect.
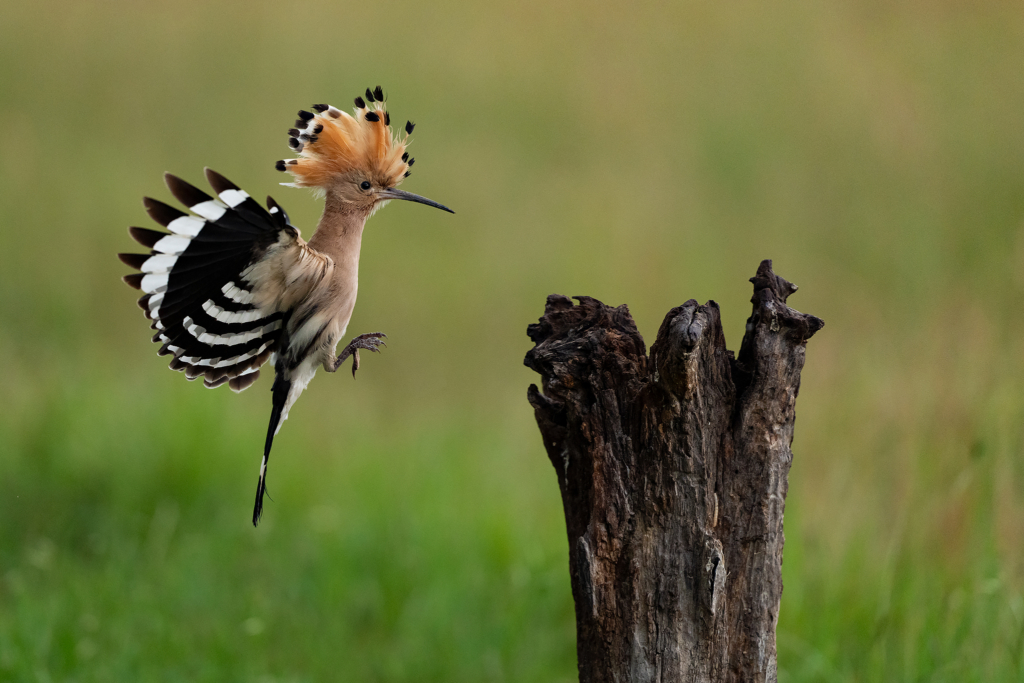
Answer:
[120, 87, 451, 526]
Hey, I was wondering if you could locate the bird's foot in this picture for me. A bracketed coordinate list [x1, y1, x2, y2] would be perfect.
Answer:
[334, 332, 387, 377]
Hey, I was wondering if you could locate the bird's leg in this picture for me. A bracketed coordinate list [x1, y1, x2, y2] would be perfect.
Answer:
[326, 332, 387, 377]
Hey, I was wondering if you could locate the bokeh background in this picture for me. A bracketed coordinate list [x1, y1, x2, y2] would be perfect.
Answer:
[2, 1, 1024, 680]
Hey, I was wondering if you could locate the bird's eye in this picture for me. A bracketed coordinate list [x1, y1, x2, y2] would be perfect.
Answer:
[360, 181, 372, 191]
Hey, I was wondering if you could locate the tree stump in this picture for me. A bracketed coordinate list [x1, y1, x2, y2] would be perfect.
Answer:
[525, 260, 823, 683]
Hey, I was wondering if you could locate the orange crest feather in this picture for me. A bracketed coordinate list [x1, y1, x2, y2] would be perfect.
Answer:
[277, 87, 413, 190]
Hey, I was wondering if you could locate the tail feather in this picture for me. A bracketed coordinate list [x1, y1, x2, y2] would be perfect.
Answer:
[253, 368, 291, 526]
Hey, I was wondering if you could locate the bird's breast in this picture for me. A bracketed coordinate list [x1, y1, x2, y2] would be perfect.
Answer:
[282, 268, 359, 366]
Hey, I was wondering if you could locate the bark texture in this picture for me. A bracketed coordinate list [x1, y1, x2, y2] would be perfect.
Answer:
[525, 260, 823, 683]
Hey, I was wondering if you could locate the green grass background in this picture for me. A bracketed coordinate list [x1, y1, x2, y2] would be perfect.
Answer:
[2, 0, 1024, 680]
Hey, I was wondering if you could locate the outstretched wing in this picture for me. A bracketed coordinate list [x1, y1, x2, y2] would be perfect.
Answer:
[119, 169, 328, 392]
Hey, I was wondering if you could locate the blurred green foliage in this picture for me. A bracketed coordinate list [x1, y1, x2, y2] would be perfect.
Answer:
[2, 0, 1024, 680]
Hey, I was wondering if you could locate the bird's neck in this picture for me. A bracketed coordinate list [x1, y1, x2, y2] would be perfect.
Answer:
[307, 193, 370, 270]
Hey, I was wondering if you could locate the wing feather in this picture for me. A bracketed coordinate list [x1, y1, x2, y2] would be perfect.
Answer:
[121, 169, 331, 392]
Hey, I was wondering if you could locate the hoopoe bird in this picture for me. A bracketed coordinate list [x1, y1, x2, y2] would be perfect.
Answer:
[119, 87, 453, 526]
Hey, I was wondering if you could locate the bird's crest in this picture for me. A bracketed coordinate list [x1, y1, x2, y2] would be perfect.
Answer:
[276, 86, 415, 193]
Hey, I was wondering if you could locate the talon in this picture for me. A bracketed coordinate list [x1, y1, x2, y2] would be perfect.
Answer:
[336, 332, 388, 375]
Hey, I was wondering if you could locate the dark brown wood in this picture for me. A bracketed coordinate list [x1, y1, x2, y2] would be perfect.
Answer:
[525, 260, 822, 683]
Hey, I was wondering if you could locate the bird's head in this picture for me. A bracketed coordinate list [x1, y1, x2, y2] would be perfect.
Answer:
[276, 87, 453, 216]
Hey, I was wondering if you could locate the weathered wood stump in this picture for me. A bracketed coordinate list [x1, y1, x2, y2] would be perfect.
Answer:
[525, 260, 823, 683]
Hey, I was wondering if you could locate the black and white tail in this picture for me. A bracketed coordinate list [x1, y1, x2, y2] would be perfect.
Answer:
[253, 367, 292, 526]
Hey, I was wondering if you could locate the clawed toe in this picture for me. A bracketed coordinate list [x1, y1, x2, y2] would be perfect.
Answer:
[340, 332, 388, 377]
[348, 332, 387, 353]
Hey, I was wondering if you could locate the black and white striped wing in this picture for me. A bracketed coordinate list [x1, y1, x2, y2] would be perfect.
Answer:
[120, 169, 300, 392]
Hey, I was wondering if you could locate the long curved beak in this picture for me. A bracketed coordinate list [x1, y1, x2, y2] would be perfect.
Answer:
[378, 188, 455, 214]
